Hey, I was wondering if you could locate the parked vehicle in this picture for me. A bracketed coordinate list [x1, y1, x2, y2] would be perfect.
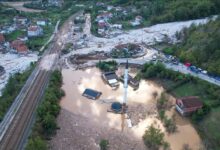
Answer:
[189, 66, 199, 73]
[201, 70, 208, 74]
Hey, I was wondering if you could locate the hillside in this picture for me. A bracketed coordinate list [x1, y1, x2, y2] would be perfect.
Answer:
[164, 17, 220, 75]
[108, 0, 220, 24]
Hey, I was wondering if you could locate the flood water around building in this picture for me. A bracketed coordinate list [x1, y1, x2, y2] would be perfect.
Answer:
[52, 67, 203, 150]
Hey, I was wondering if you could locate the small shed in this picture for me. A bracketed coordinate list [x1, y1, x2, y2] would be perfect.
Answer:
[82, 88, 102, 100]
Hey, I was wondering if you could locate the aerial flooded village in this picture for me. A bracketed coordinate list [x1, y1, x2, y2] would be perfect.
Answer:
[0, 0, 220, 150]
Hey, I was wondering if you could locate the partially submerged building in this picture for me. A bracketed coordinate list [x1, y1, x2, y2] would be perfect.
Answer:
[120, 74, 139, 89]
[82, 88, 102, 100]
[102, 72, 119, 88]
[176, 96, 203, 116]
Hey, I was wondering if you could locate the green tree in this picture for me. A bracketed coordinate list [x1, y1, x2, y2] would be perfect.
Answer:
[100, 139, 109, 150]
[26, 136, 47, 150]
[143, 125, 165, 150]
[42, 113, 57, 135]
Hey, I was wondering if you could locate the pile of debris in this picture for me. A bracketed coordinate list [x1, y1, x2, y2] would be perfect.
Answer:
[109, 43, 145, 58]
[69, 51, 107, 65]
[127, 103, 157, 126]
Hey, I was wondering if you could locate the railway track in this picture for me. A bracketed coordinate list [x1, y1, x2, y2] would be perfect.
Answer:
[0, 20, 61, 150]
[0, 70, 50, 150]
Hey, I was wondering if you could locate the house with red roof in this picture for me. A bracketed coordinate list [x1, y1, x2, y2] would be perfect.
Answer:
[10, 40, 28, 54]
[176, 96, 203, 116]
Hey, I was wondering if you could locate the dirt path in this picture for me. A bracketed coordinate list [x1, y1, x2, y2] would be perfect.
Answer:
[1, 1, 44, 13]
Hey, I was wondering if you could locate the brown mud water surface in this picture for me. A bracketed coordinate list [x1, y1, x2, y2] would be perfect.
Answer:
[49, 67, 203, 150]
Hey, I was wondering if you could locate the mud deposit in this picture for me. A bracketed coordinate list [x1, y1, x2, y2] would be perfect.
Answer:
[50, 67, 203, 150]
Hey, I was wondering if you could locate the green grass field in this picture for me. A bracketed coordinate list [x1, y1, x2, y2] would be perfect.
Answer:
[199, 107, 220, 149]
[172, 82, 199, 97]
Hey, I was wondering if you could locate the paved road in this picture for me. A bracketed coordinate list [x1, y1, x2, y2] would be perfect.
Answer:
[67, 57, 220, 87]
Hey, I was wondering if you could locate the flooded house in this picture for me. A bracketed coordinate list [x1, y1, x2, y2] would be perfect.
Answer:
[176, 96, 203, 116]
[82, 88, 102, 100]
[102, 71, 119, 88]
[120, 74, 139, 89]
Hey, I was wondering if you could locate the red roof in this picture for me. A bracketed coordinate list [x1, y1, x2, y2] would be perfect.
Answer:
[0, 34, 5, 43]
[11, 40, 28, 53]
[178, 96, 203, 108]
[16, 45, 28, 53]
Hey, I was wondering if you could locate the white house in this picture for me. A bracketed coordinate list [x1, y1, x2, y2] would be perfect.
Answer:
[37, 19, 47, 26]
[28, 26, 43, 37]
[112, 24, 122, 29]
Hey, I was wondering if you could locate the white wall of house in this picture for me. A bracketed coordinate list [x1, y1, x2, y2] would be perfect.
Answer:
[37, 21, 46, 26]
[28, 27, 43, 37]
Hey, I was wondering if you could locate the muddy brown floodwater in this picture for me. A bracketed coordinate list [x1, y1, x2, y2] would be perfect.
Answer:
[50, 67, 203, 150]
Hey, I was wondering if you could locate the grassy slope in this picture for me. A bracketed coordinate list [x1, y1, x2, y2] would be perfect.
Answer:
[199, 108, 220, 149]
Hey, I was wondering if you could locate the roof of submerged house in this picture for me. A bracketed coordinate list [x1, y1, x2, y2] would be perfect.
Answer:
[82, 88, 102, 100]
[103, 72, 118, 80]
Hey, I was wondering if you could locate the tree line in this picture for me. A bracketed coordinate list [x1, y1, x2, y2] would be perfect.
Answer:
[107, 0, 220, 24]
[164, 17, 220, 76]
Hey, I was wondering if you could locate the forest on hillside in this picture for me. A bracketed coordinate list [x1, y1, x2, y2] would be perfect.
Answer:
[164, 17, 220, 76]
[108, 0, 220, 24]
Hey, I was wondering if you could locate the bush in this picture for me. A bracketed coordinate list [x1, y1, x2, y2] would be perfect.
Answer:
[192, 103, 211, 122]
[96, 60, 118, 72]
[163, 117, 177, 133]
[26, 136, 47, 150]
[100, 139, 109, 150]
[143, 125, 168, 150]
